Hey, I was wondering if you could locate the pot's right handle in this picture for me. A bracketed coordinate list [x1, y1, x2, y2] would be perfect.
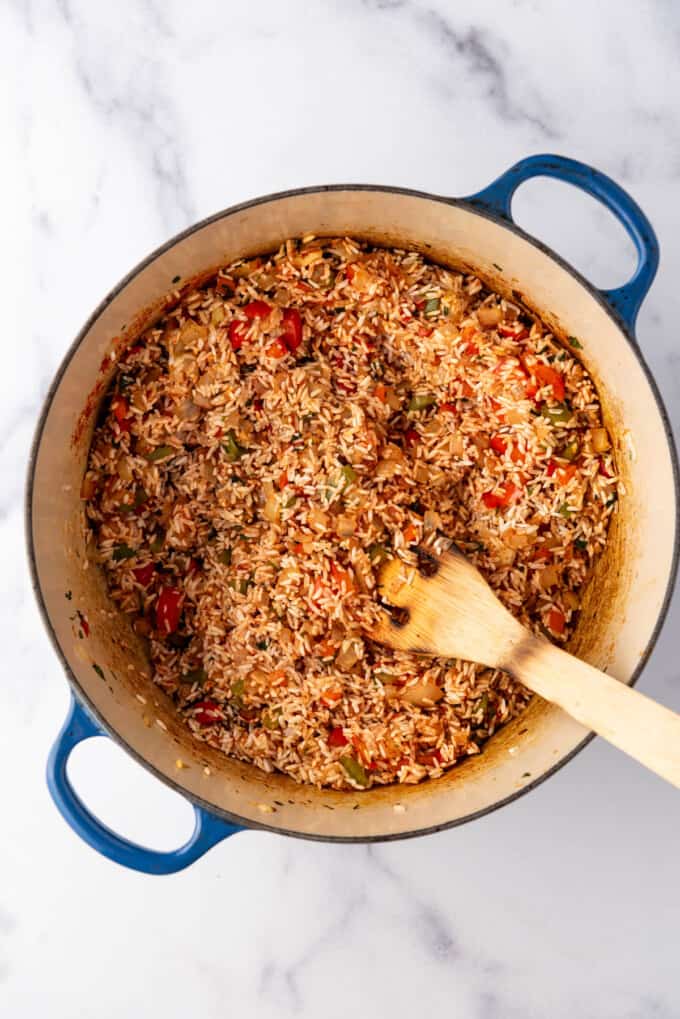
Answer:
[47, 696, 243, 874]
[465, 153, 659, 332]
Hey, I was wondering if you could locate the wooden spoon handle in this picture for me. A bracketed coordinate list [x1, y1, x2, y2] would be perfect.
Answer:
[509, 637, 680, 788]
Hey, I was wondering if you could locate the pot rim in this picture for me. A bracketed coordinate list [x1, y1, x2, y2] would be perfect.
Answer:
[25, 182, 680, 842]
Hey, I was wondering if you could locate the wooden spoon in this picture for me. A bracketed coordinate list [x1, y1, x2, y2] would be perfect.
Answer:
[368, 540, 680, 789]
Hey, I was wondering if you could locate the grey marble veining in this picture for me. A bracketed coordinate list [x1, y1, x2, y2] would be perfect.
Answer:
[3, 1, 680, 1016]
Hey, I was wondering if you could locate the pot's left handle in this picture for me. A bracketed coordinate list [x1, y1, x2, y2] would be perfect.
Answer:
[47, 696, 243, 874]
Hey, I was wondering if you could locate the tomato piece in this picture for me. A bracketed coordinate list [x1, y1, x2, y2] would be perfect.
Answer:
[461, 324, 477, 343]
[228, 320, 248, 351]
[501, 481, 520, 505]
[403, 523, 418, 545]
[345, 264, 356, 282]
[404, 428, 420, 447]
[534, 363, 565, 401]
[532, 546, 552, 562]
[267, 338, 288, 359]
[243, 300, 271, 320]
[546, 459, 557, 477]
[280, 308, 303, 351]
[482, 482, 520, 510]
[498, 325, 529, 340]
[547, 609, 566, 635]
[278, 470, 288, 490]
[418, 749, 444, 767]
[599, 460, 612, 478]
[322, 688, 343, 706]
[556, 464, 578, 487]
[111, 395, 131, 432]
[155, 586, 182, 634]
[330, 561, 355, 594]
[133, 563, 155, 587]
[193, 700, 221, 726]
[490, 436, 508, 455]
[328, 727, 348, 748]
[374, 383, 387, 402]
[439, 402, 457, 414]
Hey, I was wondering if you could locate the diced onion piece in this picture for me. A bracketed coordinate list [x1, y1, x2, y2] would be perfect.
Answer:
[192, 391, 214, 409]
[177, 399, 201, 420]
[449, 432, 465, 457]
[116, 458, 134, 483]
[477, 305, 502, 328]
[402, 679, 444, 705]
[423, 510, 441, 533]
[383, 443, 405, 462]
[336, 639, 362, 670]
[591, 427, 611, 453]
[386, 387, 402, 411]
[504, 406, 528, 425]
[308, 506, 329, 532]
[537, 564, 559, 589]
[80, 474, 98, 500]
[503, 527, 533, 549]
[422, 418, 443, 438]
[350, 265, 372, 291]
[300, 249, 323, 267]
[262, 481, 280, 523]
[337, 514, 357, 538]
[375, 460, 397, 480]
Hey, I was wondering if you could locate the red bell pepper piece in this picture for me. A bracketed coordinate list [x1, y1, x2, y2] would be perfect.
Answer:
[133, 563, 155, 587]
[243, 300, 271, 320]
[280, 308, 303, 352]
[418, 749, 444, 767]
[193, 700, 221, 726]
[404, 428, 420, 447]
[228, 320, 248, 351]
[156, 586, 182, 634]
[110, 395, 131, 432]
[547, 608, 566, 635]
[328, 727, 348, 748]
[498, 325, 529, 340]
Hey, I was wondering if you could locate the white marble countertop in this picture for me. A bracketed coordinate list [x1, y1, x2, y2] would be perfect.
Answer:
[4, 1, 680, 1015]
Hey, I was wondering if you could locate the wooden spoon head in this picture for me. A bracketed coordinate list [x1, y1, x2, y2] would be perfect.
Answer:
[368, 544, 524, 669]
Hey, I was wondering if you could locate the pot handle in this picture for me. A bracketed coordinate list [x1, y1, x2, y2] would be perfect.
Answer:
[465, 153, 659, 331]
[47, 696, 243, 874]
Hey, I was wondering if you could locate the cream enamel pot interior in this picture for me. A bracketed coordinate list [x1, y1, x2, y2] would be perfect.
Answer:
[28, 154, 679, 873]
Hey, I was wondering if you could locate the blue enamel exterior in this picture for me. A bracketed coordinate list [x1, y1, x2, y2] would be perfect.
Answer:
[47, 697, 243, 874]
[466, 153, 659, 331]
[44, 154, 665, 873]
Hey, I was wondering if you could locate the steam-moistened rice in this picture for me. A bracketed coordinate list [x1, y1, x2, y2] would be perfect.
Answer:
[83, 237, 618, 790]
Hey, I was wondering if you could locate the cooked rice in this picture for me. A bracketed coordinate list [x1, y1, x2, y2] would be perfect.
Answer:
[82, 236, 618, 790]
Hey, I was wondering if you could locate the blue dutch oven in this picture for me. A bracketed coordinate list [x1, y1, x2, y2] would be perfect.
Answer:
[27, 155, 679, 873]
